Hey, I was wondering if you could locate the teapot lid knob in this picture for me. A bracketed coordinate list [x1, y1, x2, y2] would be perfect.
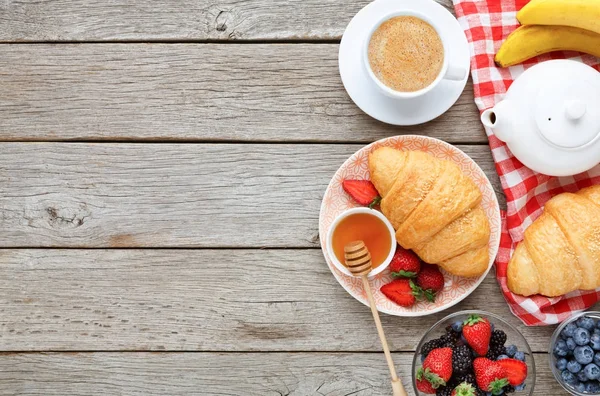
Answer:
[565, 100, 586, 121]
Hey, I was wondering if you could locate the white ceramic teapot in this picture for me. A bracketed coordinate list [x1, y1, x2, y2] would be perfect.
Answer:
[481, 59, 600, 177]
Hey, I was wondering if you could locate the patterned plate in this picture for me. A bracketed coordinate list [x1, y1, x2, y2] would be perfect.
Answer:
[319, 135, 501, 316]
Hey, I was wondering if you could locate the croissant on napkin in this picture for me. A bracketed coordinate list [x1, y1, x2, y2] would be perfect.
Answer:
[507, 185, 600, 297]
[368, 147, 490, 277]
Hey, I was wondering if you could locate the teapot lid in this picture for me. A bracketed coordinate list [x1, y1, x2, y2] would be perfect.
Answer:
[534, 72, 600, 149]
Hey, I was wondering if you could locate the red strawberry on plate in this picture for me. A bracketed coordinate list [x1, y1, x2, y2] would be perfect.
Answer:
[473, 357, 509, 394]
[389, 246, 421, 278]
[462, 314, 492, 356]
[415, 264, 444, 302]
[416, 347, 453, 393]
[451, 382, 477, 396]
[497, 358, 528, 386]
[342, 179, 381, 208]
[380, 279, 419, 307]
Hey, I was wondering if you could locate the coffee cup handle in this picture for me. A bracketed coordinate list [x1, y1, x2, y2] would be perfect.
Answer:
[443, 64, 467, 81]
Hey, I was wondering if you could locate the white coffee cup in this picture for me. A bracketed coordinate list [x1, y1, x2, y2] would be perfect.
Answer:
[363, 10, 467, 99]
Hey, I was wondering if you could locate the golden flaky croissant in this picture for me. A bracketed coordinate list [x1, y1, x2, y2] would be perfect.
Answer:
[507, 185, 600, 297]
[368, 147, 490, 277]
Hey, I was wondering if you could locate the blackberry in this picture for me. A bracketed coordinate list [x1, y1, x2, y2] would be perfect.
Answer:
[441, 329, 460, 347]
[486, 343, 506, 360]
[453, 345, 474, 376]
[456, 372, 476, 385]
[504, 385, 515, 394]
[436, 386, 453, 396]
[421, 338, 444, 358]
[490, 329, 507, 347]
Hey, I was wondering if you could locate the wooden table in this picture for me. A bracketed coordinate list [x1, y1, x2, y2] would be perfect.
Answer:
[0, 1, 575, 395]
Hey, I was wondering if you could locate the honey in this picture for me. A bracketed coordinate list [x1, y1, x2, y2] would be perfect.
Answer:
[331, 212, 393, 270]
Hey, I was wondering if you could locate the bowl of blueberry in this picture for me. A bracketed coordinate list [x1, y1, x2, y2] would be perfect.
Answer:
[551, 311, 600, 395]
[413, 310, 534, 395]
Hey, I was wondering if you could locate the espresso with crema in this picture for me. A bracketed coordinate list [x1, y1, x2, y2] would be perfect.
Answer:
[368, 16, 444, 92]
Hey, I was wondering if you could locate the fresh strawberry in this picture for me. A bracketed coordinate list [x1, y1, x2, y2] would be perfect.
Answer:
[415, 264, 444, 301]
[342, 179, 381, 208]
[451, 382, 477, 396]
[380, 279, 419, 307]
[416, 347, 453, 392]
[497, 358, 528, 386]
[462, 314, 492, 356]
[473, 357, 509, 394]
[416, 378, 437, 394]
[389, 246, 421, 278]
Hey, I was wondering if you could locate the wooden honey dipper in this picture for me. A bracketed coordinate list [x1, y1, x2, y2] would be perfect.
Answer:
[344, 240, 408, 396]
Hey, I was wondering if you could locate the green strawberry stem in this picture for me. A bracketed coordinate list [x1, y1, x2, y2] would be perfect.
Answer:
[391, 270, 417, 278]
[463, 314, 484, 326]
[454, 382, 476, 396]
[416, 367, 446, 389]
[409, 280, 437, 302]
[487, 378, 510, 394]
[368, 196, 382, 209]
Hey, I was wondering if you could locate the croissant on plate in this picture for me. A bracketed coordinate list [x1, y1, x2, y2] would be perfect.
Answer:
[507, 185, 600, 297]
[368, 147, 491, 277]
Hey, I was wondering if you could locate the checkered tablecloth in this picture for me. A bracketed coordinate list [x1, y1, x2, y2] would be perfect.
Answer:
[452, 0, 600, 325]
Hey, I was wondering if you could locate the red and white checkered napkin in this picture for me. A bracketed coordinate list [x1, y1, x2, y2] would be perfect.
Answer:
[452, 0, 600, 325]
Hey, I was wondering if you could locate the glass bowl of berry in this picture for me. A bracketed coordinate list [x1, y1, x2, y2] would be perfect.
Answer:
[413, 310, 535, 396]
[550, 311, 600, 395]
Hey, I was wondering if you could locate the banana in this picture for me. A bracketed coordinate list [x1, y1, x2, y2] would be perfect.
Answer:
[517, 0, 600, 35]
[495, 25, 600, 67]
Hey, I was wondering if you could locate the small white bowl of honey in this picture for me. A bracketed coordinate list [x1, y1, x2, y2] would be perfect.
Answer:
[326, 207, 397, 277]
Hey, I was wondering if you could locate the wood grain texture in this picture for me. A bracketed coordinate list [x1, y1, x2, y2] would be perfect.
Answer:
[0, 44, 485, 143]
[0, 352, 561, 395]
[0, 249, 556, 352]
[0, 143, 502, 248]
[0, 0, 453, 42]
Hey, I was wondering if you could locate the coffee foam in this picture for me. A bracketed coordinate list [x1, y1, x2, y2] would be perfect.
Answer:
[368, 16, 444, 92]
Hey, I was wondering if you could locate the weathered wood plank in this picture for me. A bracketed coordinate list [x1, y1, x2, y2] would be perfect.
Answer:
[0, 352, 560, 395]
[0, 44, 484, 143]
[0, 249, 557, 352]
[0, 1, 453, 42]
[0, 143, 502, 248]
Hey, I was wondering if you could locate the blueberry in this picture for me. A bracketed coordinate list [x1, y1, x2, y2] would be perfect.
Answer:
[585, 363, 600, 380]
[578, 316, 596, 331]
[567, 337, 577, 351]
[595, 352, 600, 366]
[554, 340, 569, 357]
[514, 351, 526, 362]
[591, 334, 600, 351]
[577, 382, 587, 393]
[562, 370, 580, 386]
[497, 354, 509, 360]
[596, 319, 600, 329]
[577, 370, 588, 382]
[575, 327, 591, 346]
[514, 383, 526, 391]
[563, 322, 579, 339]
[586, 381, 600, 393]
[556, 357, 568, 370]
[505, 344, 518, 357]
[568, 360, 583, 373]
[575, 346, 595, 365]
[452, 320, 463, 333]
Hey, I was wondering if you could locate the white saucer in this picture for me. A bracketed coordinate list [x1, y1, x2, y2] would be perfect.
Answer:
[339, 0, 471, 126]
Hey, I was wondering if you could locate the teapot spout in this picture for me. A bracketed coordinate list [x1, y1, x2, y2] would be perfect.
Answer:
[480, 100, 514, 143]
